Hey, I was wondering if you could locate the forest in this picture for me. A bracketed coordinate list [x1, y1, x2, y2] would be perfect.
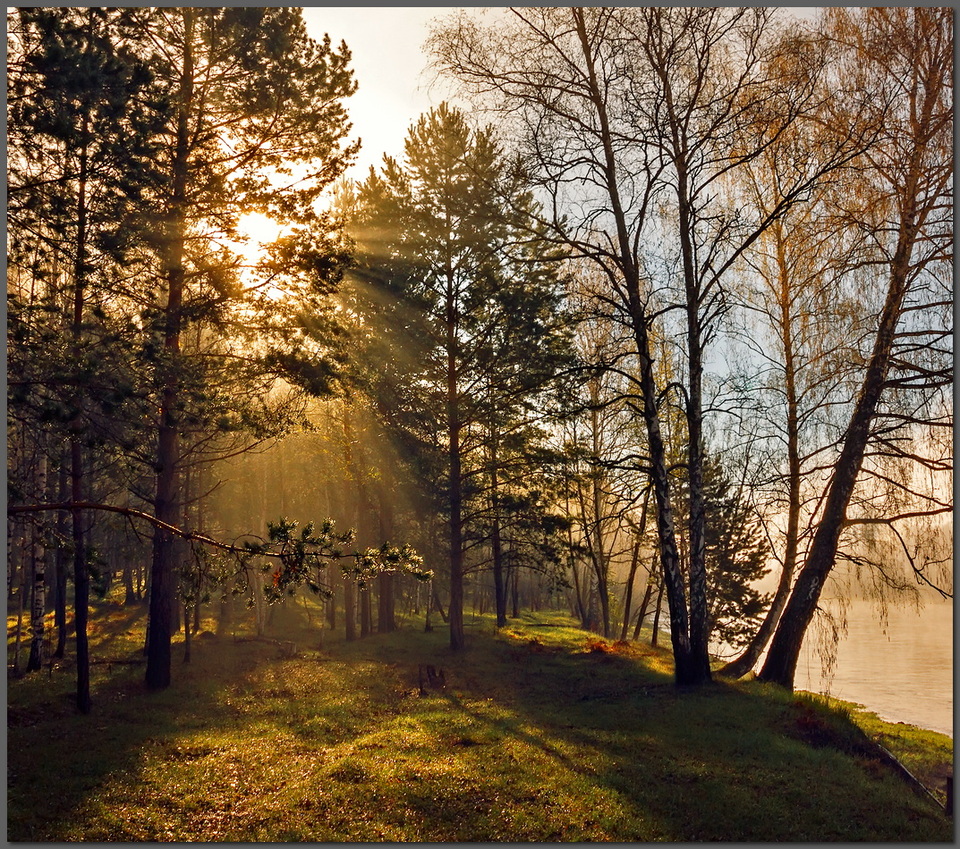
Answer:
[5, 7, 954, 841]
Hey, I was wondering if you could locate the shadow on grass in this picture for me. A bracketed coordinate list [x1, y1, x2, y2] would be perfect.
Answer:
[387, 626, 951, 841]
[7, 605, 952, 841]
[7, 603, 319, 841]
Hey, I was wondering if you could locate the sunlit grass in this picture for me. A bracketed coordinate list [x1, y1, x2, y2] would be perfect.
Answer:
[7, 599, 953, 841]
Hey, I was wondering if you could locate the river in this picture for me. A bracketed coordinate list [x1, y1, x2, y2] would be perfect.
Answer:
[793, 596, 953, 737]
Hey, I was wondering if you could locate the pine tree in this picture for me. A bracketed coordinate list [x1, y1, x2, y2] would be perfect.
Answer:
[8, 7, 165, 710]
[700, 459, 772, 652]
[351, 103, 571, 648]
[135, 7, 359, 690]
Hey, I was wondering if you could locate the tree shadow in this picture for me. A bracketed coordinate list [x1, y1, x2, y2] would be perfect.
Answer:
[7, 619, 303, 840]
[7, 610, 951, 841]
[392, 633, 950, 841]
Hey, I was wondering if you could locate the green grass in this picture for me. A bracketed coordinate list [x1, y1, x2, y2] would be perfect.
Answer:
[7, 600, 954, 841]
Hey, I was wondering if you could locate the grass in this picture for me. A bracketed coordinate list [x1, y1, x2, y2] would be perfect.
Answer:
[7, 599, 954, 841]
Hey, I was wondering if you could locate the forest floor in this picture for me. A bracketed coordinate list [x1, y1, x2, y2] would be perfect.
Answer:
[7, 597, 954, 841]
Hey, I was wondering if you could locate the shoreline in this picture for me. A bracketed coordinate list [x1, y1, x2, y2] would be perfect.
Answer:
[798, 688, 954, 742]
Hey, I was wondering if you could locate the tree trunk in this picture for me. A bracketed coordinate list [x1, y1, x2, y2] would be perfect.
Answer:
[182, 610, 192, 663]
[490, 431, 507, 628]
[123, 561, 137, 606]
[424, 581, 433, 632]
[447, 391, 465, 649]
[252, 571, 266, 636]
[217, 579, 233, 637]
[571, 8, 700, 685]
[376, 482, 396, 633]
[53, 463, 69, 659]
[675, 155, 713, 687]
[12, 548, 27, 677]
[566, 493, 590, 627]
[633, 580, 655, 641]
[597, 572, 610, 639]
[650, 581, 665, 648]
[760, 213, 920, 688]
[145, 8, 194, 692]
[360, 585, 372, 637]
[26, 452, 48, 673]
[722, 242, 802, 678]
[377, 573, 394, 633]
[327, 573, 337, 630]
[619, 538, 643, 641]
[432, 585, 448, 623]
[71, 442, 91, 711]
[69, 62, 93, 708]
[632, 312, 695, 681]
[570, 558, 589, 628]
[587, 399, 612, 638]
[344, 577, 357, 641]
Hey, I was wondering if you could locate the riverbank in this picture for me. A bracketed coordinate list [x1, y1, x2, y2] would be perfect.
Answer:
[7, 604, 953, 841]
[796, 595, 953, 737]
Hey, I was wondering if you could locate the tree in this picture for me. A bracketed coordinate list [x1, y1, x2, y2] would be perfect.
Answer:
[470, 242, 573, 630]
[129, 7, 358, 690]
[430, 7, 854, 684]
[558, 276, 647, 637]
[719, 124, 865, 678]
[351, 103, 570, 649]
[760, 8, 953, 688]
[8, 6, 164, 710]
[697, 458, 772, 653]
[9, 8, 362, 696]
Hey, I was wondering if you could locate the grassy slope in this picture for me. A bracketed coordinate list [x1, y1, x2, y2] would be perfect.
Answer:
[7, 601, 954, 842]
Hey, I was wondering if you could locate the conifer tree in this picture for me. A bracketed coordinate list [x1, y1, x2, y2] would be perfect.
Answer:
[352, 104, 571, 648]
[135, 7, 358, 690]
[8, 6, 164, 710]
[9, 7, 361, 695]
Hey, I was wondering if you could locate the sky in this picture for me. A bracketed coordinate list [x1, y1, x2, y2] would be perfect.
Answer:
[300, 7, 823, 180]
[301, 7, 464, 179]
[242, 6, 822, 245]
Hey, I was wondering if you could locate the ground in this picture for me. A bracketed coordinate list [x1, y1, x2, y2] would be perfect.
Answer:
[7, 600, 954, 841]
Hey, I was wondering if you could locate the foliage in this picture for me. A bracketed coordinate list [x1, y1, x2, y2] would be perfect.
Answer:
[245, 518, 429, 603]
[348, 102, 575, 647]
[701, 459, 772, 651]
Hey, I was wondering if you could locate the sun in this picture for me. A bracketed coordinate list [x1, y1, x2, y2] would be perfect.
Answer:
[235, 211, 287, 259]
[232, 211, 292, 300]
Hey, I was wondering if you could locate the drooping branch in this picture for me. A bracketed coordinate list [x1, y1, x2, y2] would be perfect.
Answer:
[10, 501, 259, 554]
[7, 501, 430, 590]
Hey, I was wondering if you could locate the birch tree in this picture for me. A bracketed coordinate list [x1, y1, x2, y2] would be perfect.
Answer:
[430, 6, 854, 684]
[760, 7, 953, 688]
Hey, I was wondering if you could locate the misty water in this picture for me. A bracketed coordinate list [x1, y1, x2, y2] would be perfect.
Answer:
[793, 596, 953, 737]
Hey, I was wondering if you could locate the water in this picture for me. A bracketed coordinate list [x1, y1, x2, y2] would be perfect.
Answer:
[794, 596, 953, 737]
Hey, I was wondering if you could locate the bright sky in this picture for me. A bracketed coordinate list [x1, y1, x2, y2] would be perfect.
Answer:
[301, 7, 822, 182]
[237, 8, 461, 248]
[301, 7, 464, 179]
[241, 6, 821, 248]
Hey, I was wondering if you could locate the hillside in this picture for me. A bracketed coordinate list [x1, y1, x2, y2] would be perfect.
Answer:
[7, 601, 953, 841]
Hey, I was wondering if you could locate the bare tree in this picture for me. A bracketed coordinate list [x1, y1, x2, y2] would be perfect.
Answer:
[760, 7, 953, 688]
[720, 133, 865, 677]
[431, 6, 857, 685]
